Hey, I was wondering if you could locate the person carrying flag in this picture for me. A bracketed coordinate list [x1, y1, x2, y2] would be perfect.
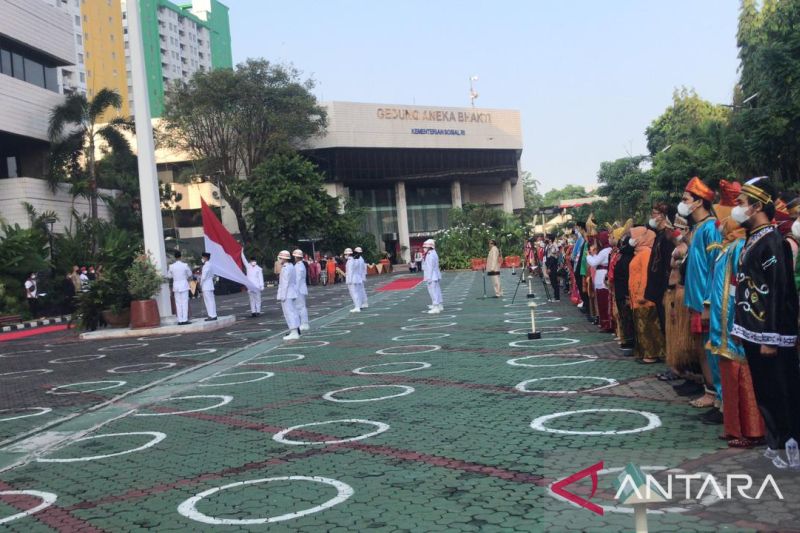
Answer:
[293, 249, 310, 331]
[276, 250, 300, 340]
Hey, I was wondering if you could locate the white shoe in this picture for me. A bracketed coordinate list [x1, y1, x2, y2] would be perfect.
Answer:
[765, 448, 789, 470]
[427, 305, 434, 309]
[283, 330, 300, 341]
[427, 307, 441, 314]
[350, 308, 361, 313]
[299, 323, 310, 332]
[362, 303, 369, 308]
[437, 305, 444, 312]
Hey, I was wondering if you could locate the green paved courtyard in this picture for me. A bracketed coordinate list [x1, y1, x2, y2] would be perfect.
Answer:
[1, 271, 799, 532]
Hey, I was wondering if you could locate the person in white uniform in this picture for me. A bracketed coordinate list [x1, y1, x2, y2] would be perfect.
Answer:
[292, 249, 310, 331]
[200, 252, 217, 321]
[422, 239, 443, 314]
[354, 246, 368, 308]
[344, 248, 361, 312]
[246, 256, 265, 317]
[167, 251, 193, 325]
[276, 250, 300, 340]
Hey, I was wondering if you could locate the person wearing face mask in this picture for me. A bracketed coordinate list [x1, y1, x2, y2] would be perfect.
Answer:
[662, 222, 696, 382]
[344, 248, 361, 312]
[730, 177, 800, 469]
[586, 231, 612, 330]
[628, 226, 665, 363]
[571, 222, 590, 312]
[292, 249, 310, 330]
[612, 233, 636, 355]
[644, 203, 676, 336]
[608, 220, 631, 345]
[788, 198, 800, 292]
[276, 250, 301, 340]
[679, 177, 722, 411]
[422, 239, 443, 313]
[167, 250, 193, 325]
[199, 252, 217, 321]
[24, 272, 39, 318]
[245, 256, 264, 318]
[354, 247, 368, 309]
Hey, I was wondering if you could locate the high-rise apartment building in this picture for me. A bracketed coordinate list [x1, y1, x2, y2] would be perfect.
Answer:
[121, 0, 232, 117]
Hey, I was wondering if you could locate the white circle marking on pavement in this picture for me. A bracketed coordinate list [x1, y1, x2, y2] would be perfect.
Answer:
[37, 431, 166, 462]
[0, 369, 52, 379]
[322, 385, 415, 403]
[0, 349, 52, 358]
[509, 337, 579, 348]
[198, 371, 274, 387]
[514, 376, 619, 394]
[108, 362, 177, 374]
[0, 407, 53, 422]
[375, 345, 441, 355]
[49, 354, 106, 364]
[300, 330, 351, 339]
[135, 395, 233, 416]
[391, 333, 451, 341]
[322, 321, 362, 328]
[0, 490, 57, 525]
[176, 476, 353, 525]
[273, 419, 390, 445]
[136, 334, 182, 341]
[530, 409, 661, 435]
[97, 343, 148, 352]
[238, 354, 305, 366]
[508, 326, 570, 335]
[407, 315, 457, 321]
[158, 348, 218, 358]
[353, 362, 432, 375]
[507, 354, 597, 368]
[47, 380, 127, 395]
[400, 322, 456, 331]
[274, 340, 329, 350]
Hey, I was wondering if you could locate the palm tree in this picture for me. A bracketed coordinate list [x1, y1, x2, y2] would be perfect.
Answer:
[47, 88, 131, 221]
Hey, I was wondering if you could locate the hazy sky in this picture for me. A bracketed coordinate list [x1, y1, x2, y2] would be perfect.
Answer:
[228, 1, 740, 193]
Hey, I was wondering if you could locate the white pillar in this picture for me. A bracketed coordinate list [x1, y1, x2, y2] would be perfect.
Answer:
[128, 0, 172, 317]
[395, 181, 411, 263]
[451, 180, 462, 209]
[502, 179, 513, 213]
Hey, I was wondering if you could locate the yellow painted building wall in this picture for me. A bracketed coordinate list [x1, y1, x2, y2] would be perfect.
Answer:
[80, 0, 129, 120]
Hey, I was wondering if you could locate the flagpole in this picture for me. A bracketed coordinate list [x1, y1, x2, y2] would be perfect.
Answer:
[128, 0, 172, 317]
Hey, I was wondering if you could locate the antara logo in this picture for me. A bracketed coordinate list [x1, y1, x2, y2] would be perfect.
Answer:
[552, 462, 785, 516]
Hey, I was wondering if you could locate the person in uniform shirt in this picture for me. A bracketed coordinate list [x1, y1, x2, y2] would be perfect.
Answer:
[422, 239, 443, 314]
[486, 239, 502, 298]
[354, 246, 368, 308]
[246, 256, 265, 318]
[292, 249, 310, 330]
[276, 250, 300, 340]
[344, 248, 362, 312]
[199, 252, 217, 321]
[79, 267, 90, 292]
[24, 272, 38, 318]
[167, 250, 193, 325]
[731, 177, 800, 469]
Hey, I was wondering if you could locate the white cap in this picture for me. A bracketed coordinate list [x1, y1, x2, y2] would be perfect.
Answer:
[344, 248, 353, 255]
[354, 246, 363, 253]
[292, 249, 304, 258]
[277, 250, 291, 260]
[423, 239, 435, 248]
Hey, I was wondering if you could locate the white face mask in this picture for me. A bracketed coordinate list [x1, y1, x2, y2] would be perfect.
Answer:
[648, 218, 658, 229]
[792, 219, 800, 239]
[250, 261, 256, 266]
[629, 238, 637, 246]
[677, 201, 694, 218]
[731, 205, 751, 224]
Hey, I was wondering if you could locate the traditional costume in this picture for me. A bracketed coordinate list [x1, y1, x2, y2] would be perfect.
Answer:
[645, 211, 675, 334]
[664, 229, 695, 370]
[629, 226, 665, 361]
[587, 231, 613, 331]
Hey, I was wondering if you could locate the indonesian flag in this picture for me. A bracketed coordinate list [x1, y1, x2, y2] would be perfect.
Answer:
[201, 198, 258, 291]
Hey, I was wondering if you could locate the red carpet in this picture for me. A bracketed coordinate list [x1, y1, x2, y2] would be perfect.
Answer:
[0, 324, 69, 342]
[376, 277, 424, 291]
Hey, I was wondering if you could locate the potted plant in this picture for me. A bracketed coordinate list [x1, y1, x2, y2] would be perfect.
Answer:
[126, 254, 164, 328]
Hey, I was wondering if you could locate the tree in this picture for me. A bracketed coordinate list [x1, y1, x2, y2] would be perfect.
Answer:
[596, 157, 651, 222]
[518, 171, 543, 218]
[47, 89, 131, 221]
[541, 184, 591, 207]
[162, 59, 327, 242]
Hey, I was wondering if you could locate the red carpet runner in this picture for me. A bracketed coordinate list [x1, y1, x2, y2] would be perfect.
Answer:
[375, 277, 424, 291]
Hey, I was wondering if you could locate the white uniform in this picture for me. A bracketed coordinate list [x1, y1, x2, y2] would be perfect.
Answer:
[200, 261, 217, 319]
[168, 260, 192, 323]
[345, 256, 361, 310]
[277, 261, 300, 330]
[246, 263, 265, 314]
[423, 249, 443, 306]
[356, 256, 368, 307]
[294, 260, 309, 327]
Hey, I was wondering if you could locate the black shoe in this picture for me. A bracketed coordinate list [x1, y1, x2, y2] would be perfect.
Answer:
[250, 313, 257, 318]
[700, 408, 724, 425]
[620, 348, 634, 357]
[674, 381, 704, 397]
[620, 343, 634, 349]
[205, 317, 218, 322]
[177, 321, 188, 326]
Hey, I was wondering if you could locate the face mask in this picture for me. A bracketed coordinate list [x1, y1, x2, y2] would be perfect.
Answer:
[675, 234, 684, 243]
[648, 218, 658, 229]
[731, 205, 750, 224]
[792, 219, 800, 239]
[677, 201, 694, 217]
[250, 262, 256, 266]
[629, 238, 637, 246]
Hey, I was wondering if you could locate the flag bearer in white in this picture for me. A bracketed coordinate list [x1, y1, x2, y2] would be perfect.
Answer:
[354, 246, 368, 308]
[200, 252, 217, 321]
[292, 249, 310, 331]
[423, 239, 443, 314]
[344, 248, 361, 312]
[246, 256, 264, 317]
[277, 250, 300, 340]
[168, 250, 193, 325]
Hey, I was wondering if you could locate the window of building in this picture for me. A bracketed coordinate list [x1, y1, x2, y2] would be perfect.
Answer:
[83, 14, 87, 22]
[110, 33, 114, 42]
[74, 14, 80, 25]
[76, 34, 82, 45]
[0, 49, 10, 75]
[111, 51, 116, 60]
[5, 156, 19, 179]
[84, 32, 89, 41]
[11, 52, 23, 80]
[79, 72, 85, 82]
[44, 66, 57, 91]
[78, 52, 84, 63]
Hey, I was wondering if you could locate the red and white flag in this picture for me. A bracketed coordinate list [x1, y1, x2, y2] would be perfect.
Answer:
[201, 198, 258, 291]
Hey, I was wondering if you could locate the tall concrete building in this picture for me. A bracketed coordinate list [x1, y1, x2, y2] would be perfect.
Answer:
[121, 0, 233, 117]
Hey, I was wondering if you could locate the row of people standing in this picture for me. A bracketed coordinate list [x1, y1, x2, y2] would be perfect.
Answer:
[568, 176, 800, 470]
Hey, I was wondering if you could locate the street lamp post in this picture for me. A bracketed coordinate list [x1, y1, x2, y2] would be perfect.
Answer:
[469, 75, 479, 108]
[127, 0, 172, 318]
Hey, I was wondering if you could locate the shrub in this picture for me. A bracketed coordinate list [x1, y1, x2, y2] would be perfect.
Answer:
[126, 254, 164, 300]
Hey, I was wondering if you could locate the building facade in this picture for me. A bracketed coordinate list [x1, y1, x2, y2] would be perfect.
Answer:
[121, 0, 232, 117]
[304, 102, 525, 262]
